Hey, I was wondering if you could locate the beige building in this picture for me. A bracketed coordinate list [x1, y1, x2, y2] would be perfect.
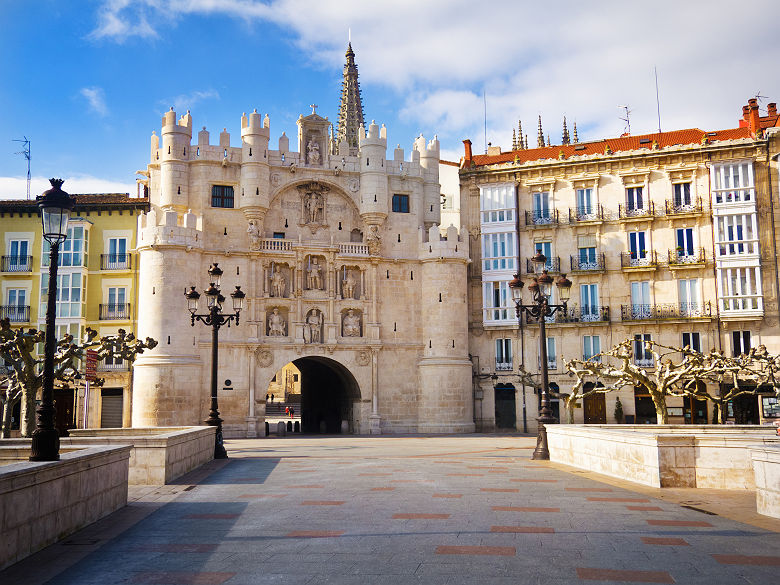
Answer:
[131, 44, 473, 436]
[461, 99, 780, 432]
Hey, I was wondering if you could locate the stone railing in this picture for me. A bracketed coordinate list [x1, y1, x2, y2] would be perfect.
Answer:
[261, 238, 295, 252]
[338, 242, 369, 256]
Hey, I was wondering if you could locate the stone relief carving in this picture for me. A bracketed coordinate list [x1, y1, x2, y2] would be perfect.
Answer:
[366, 224, 382, 255]
[267, 308, 287, 337]
[270, 268, 286, 298]
[342, 309, 362, 337]
[306, 137, 321, 165]
[256, 349, 273, 367]
[247, 220, 261, 251]
[347, 178, 359, 192]
[355, 350, 371, 366]
[307, 257, 323, 290]
[342, 269, 357, 299]
[271, 173, 281, 186]
[297, 181, 329, 233]
[303, 308, 323, 344]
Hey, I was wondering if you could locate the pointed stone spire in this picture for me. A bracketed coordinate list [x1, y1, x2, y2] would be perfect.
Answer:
[562, 116, 570, 145]
[518, 120, 524, 150]
[537, 115, 544, 147]
[512, 128, 517, 150]
[336, 42, 365, 156]
[573, 121, 579, 144]
[524, 135, 529, 149]
[547, 134, 551, 147]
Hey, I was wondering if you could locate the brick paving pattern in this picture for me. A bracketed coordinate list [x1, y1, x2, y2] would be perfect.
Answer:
[2, 435, 779, 585]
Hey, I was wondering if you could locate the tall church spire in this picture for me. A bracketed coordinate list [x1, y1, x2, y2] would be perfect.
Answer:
[562, 116, 570, 145]
[537, 115, 544, 148]
[335, 42, 365, 155]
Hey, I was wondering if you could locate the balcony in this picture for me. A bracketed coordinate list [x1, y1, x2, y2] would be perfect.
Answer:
[524, 305, 610, 324]
[634, 358, 654, 368]
[568, 205, 605, 223]
[338, 242, 369, 256]
[621, 302, 712, 321]
[526, 256, 560, 274]
[570, 253, 606, 272]
[99, 304, 131, 320]
[0, 305, 30, 322]
[668, 248, 706, 267]
[665, 197, 703, 216]
[524, 210, 559, 227]
[495, 361, 513, 371]
[98, 360, 130, 372]
[620, 251, 658, 270]
[261, 238, 295, 252]
[100, 253, 132, 270]
[618, 202, 655, 220]
[1, 255, 33, 272]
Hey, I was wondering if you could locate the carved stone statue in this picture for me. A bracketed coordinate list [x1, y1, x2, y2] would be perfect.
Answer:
[305, 308, 322, 343]
[271, 270, 286, 298]
[342, 309, 361, 337]
[247, 221, 261, 251]
[268, 309, 286, 337]
[305, 192, 324, 224]
[342, 269, 357, 299]
[307, 138, 321, 165]
[308, 258, 323, 290]
[366, 224, 382, 255]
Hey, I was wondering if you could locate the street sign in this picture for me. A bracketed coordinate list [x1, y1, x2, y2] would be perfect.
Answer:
[85, 349, 98, 382]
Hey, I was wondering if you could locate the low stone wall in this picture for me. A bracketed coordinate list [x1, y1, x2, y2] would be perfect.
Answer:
[0, 445, 130, 570]
[546, 425, 778, 489]
[68, 426, 215, 485]
[751, 445, 780, 518]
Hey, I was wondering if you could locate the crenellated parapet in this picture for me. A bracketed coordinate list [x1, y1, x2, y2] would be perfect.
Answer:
[418, 224, 469, 262]
[137, 208, 203, 250]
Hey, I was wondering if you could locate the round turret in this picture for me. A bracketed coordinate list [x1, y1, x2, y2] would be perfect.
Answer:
[240, 109, 271, 219]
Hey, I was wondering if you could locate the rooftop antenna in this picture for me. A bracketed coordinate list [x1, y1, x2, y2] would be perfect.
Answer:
[12, 136, 31, 200]
[654, 66, 661, 133]
[483, 90, 487, 154]
[618, 105, 631, 135]
[348, 27, 351, 42]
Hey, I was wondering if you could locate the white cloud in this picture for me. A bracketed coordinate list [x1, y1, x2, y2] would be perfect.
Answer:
[80, 86, 109, 117]
[158, 89, 221, 114]
[0, 175, 137, 200]
[88, 0, 780, 152]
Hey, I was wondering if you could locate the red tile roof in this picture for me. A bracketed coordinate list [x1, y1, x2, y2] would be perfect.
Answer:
[0, 194, 149, 212]
[467, 127, 754, 168]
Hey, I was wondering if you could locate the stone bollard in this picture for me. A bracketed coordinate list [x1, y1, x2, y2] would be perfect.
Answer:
[277, 421, 286, 436]
[265, 421, 269, 436]
[286, 421, 293, 432]
[294, 421, 300, 433]
[340, 420, 349, 434]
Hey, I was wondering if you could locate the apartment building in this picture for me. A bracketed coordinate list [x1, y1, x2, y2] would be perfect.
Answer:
[461, 99, 780, 432]
[0, 193, 149, 433]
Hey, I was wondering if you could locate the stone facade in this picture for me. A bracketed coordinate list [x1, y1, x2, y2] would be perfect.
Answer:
[461, 100, 780, 433]
[131, 47, 472, 436]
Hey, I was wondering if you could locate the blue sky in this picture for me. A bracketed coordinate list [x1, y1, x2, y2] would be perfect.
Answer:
[1, 1, 778, 197]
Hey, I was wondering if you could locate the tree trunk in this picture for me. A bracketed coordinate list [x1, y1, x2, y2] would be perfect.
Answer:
[566, 402, 575, 424]
[1, 399, 10, 438]
[20, 383, 36, 437]
[651, 394, 668, 424]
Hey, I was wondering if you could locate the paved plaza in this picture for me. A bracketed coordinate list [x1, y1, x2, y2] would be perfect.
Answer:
[3, 435, 779, 585]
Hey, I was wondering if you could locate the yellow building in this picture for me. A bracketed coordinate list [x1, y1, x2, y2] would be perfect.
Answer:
[0, 193, 149, 433]
[461, 98, 780, 431]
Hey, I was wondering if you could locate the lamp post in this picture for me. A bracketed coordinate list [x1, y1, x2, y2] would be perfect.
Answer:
[185, 263, 245, 459]
[30, 179, 74, 461]
[508, 252, 571, 460]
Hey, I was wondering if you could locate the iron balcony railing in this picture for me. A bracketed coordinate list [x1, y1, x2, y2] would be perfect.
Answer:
[621, 302, 712, 321]
[668, 248, 706, 266]
[98, 360, 130, 372]
[495, 361, 513, 371]
[568, 205, 604, 222]
[99, 303, 131, 320]
[1, 255, 33, 272]
[665, 197, 703, 215]
[0, 305, 30, 322]
[620, 251, 658, 268]
[526, 256, 560, 274]
[524, 209, 559, 227]
[523, 305, 610, 324]
[100, 253, 132, 270]
[570, 253, 606, 272]
[618, 201, 655, 219]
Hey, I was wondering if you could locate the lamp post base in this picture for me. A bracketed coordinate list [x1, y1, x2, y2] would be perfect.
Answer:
[205, 417, 228, 460]
[29, 428, 60, 462]
[531, 416, 557, 461]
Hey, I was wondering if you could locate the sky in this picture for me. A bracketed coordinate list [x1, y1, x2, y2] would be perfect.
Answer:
[0, 0, 778, 198]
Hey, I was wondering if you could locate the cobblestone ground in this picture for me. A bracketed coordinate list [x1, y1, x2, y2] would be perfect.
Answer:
[3, 435, 779, 585]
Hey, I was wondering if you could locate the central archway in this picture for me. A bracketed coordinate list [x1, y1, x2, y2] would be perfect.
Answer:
[264, 356, 361, 434]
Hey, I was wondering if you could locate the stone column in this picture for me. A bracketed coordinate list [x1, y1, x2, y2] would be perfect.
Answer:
[369, 348, 381, 434]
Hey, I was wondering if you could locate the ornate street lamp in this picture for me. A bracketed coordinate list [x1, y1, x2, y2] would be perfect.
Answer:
[508, 254, 572, 460]
[30, 179, 74, 461]
[186, 263, 244, 459]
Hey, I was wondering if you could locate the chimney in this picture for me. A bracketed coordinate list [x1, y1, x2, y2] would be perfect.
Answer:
[748, 99, 760, 136]
[463, 139, 473, 165]
[769, 102, 777, 117]
[742, 105, 750, 124]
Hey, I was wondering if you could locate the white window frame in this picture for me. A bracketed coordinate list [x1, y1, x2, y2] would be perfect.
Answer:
[583, 335, 601, 361]
[634, 333, 653, 366]
[495, 338, 513, 371]
[681, 332, 701, 353]
[482, 232, 516, 272]
[480, 184, 515, 224]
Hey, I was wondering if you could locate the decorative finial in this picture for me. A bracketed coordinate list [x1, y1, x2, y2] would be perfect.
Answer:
[537, 115, 544, 148]
[573, 121, 579, 144]
[562, 116, 570, 145]
[546, 134, 551, 147]
[512, 128, 517, 150]
[310, 104, 318, 115]
[518, 120, 524, 150]
[49, 178, 65, 189]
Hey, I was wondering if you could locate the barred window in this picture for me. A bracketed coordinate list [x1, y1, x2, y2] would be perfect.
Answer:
[212, 185, 234, 208]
